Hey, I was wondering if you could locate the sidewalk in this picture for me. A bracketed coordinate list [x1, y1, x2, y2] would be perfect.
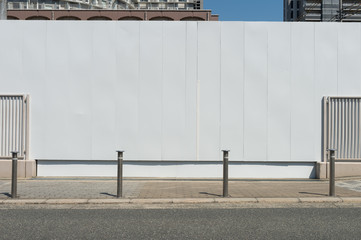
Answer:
[1, 178, 361, 204]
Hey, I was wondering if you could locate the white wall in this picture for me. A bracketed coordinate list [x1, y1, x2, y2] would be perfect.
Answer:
[1, 21, 361, 164]
[37, 161, 316, 179]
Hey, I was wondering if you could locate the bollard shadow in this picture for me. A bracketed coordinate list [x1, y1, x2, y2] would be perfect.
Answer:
[100, 192, 117, 198]
[0, 192, 11, 198]
[299, 192, 328, 196]
[199, 192, 223, 197]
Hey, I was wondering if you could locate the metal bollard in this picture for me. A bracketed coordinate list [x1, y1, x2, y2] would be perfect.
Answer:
[328, 149, 336, 197]
[222, 150, 230, 198]
[116, 151, 124, 198]
[11, 151, 19, 199]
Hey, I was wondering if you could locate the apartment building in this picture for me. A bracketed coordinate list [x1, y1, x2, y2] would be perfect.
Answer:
[284, 0, 361, 22]
[137, 0, 203, 10]
[6, 0, 203, 11]
[3, 0, 217, 20]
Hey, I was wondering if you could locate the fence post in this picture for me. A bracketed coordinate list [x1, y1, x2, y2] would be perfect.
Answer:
[328, 149, 336, 197]
[11, 151, 19, 199]
[222, 150, 230, 198]
[116, 151, 124, 198]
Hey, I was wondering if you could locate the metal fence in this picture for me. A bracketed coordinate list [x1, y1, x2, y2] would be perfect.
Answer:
[324, 97, 361, 161]
[0, 95, 29, 159]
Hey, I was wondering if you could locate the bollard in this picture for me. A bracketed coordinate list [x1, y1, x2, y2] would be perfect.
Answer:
[11, 151, 19, 199]
[222, 150, 230, 198]
[328, 149, 336, 197]
[116, 151, 124, 198]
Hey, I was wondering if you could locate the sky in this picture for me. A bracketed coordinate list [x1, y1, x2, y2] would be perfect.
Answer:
[204, 0, 283, 21]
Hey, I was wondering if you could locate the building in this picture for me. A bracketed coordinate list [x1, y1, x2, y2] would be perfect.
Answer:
[7, 9, 218, 20]
[6, 0, 204, 10]
[1, 0, 217, 21]
[1, 21, 361, 179]
[284, 0, 361, 22]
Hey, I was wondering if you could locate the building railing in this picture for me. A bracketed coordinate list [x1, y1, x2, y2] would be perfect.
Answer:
[7, 0, 198, 10]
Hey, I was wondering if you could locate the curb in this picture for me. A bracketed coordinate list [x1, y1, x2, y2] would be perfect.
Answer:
[1, 197, 361, 205]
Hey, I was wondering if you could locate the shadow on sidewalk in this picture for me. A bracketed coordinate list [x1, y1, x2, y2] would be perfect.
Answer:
[100, 192, 117, 198]
[0, 192, 11, 198]
[199, 192, 222, 197]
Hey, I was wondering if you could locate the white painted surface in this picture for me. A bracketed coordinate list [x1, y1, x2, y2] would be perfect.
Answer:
[198, 22, 221, 161]
[162, 22, 189, 160]
[1, 21, 361, 178]
[314, 23, 339, 160]
[290, 23, 315, 161]
[220, 22, 244, 160]
[338, 24, 361, 96]
[138, 22, 163, 160]
[91, 22, 117, 160]
[244, 22, 268, 161]
[115, 22, 140, 160]
[37, 161, 316, 179]
[267, 23, 291, 161]
[184, 22, 198, 161]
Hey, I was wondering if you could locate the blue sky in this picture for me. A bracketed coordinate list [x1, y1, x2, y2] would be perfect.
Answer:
[204, 0, 283, 21]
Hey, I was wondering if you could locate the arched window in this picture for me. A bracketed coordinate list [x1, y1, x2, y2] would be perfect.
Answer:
[87, 16, 112, 21]
[7, 16, 19, 20]
[119, 16, 143, 21]
[149, 17, 173, 21]
[180, 17, 205, 21]
[57, 16, 81, 21]
[26, 16, 50, 20]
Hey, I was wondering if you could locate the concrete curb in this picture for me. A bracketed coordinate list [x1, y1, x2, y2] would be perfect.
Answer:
[299, 197, 343, 203]
[131, 198, 173, 204]
[340, 197, 361, 203]
[88, 199, 131, 204]
[214, 198, 258, 203]
[256, 198, 300, 203]
[1, 197, 361, 205]
[2, 199, 47, 204]
[45, 199, 89, 204]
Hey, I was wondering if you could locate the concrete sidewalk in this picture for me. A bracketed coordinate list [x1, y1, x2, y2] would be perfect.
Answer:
[1, 178, 361, 204]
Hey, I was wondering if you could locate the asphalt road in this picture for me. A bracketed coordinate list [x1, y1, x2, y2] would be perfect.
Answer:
[0, 207, 361, 240]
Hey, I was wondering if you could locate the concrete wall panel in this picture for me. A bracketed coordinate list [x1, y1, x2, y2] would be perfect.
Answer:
[41, 23, 74, 159]
[290, 23, 315, 161]
[244, 23, 268, 160]
[338, 24, 361, 95]
[197, 22, 221, 161]
[70, 23, 101, 160]
[21, 22, 47, 160]
[314, 23, 339, 160]
[115, 22, 141, 160]
[184, 22, 198, 161]
[220, 22, 244, 161]
[162, 22, 189, 160]
[137, 22, 163, 160]
[0, 22, 23, 89]
[267, 23, 292, 161]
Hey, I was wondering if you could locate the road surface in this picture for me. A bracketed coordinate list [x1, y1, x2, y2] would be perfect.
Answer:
[1, 205, 361, 239]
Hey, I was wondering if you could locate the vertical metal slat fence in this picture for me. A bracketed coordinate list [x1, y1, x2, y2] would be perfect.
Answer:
[0, 95, 28, 159]
[324, 97, 361, 161]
